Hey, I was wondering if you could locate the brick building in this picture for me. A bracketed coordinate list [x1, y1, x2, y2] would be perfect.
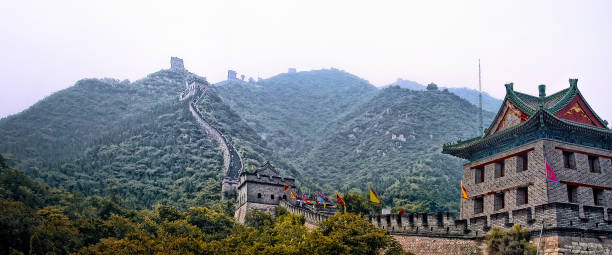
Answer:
[234, 162, 295, 223]
[442, 79, 612, 250]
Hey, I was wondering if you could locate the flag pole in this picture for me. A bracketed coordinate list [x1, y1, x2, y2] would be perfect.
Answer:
[536, 220, 544, 255]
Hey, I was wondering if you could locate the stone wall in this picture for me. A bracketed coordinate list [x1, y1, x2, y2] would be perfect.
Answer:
[392, 235, 482, 255]
[461, 140, 548, 220]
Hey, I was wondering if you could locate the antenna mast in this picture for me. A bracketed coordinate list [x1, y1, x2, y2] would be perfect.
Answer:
[478, 59, 483, 136]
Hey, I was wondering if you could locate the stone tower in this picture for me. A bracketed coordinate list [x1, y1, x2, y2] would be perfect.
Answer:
[443, 79, 611, 247]
[234, 162, 295, 223]
[170, 57, 185, 70]
[227, 70, 237, 80]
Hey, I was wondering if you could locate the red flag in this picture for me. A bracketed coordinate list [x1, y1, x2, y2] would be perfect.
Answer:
[398, 208, 405, 215]
[545, 158, 560, 186]
[284, 184, 291, 191]
[336, 192, 346, 205]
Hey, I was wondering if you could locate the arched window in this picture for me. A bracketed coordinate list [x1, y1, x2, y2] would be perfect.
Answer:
[257, 193, 262, 198]
[282, 195, 287, 200]
[271, 194, 275, 200]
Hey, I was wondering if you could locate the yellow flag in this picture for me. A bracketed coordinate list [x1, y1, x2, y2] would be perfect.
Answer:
[369, 186, 382, 204]
[461, 181, 470, 200]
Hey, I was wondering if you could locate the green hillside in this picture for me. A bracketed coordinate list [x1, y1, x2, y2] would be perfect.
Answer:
[0, 71, 186, 169]
[299, 86, 494, 211]
[0, 69, 297, 209]
[214, 69, 378, 159]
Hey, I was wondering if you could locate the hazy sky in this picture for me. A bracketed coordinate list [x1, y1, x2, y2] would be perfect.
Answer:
[1, 0, 611, 123]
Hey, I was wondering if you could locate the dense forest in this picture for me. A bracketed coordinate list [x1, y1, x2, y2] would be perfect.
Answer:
[0, 69, 297, 210]
[0, 155, 410, 254]
[0, 66, 499, 213]
[216, 70, 494, 211]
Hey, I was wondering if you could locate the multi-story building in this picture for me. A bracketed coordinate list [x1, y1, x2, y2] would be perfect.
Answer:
[234, 162, 296, 223]
[443, 79, 611, 244]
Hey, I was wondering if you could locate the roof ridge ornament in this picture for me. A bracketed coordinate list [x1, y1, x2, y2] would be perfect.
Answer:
[538, 84, 546, 108]
[569, 78, 578, 88]
[505, 83, 514, 93]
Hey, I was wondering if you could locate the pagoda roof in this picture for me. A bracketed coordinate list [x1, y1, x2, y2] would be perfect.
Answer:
[443, 79, 611, 160]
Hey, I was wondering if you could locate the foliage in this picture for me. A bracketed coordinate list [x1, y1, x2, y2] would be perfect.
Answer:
[217, 71, 495, 211]
[484, 225, 537, 255]
[0, 159, 410, 255]
[0, 69, 298, 210]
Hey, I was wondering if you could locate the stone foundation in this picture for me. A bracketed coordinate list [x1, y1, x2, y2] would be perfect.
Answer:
[392, 235, 482, 255]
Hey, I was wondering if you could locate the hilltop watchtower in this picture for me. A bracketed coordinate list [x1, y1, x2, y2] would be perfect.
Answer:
[170, 57, 185, 70]
[234, 162, 295, 223]
[443, 79, 611, 246]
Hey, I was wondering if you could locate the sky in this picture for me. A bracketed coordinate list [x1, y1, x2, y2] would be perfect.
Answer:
[1, 0, 611, 123]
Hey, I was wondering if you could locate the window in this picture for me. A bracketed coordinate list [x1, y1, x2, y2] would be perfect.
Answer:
[563, 151, 576, 169]
[567, 185, 578, 203]
[593, 188, 604, 206]
[282, 195, 287, 200]
[588, 156, 601, 173]
[474, 197, 484, 214]
[271, 194, 275, 200]
[475, 167, 485, 184]
[257, 193, 262, 198]
[495, 161, 505, 178]
[517, 153, 528, 172]
[494, 192, 505, 211]
[517, 187, 529, 206]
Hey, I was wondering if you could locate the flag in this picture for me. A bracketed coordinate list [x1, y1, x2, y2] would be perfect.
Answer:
[461, 181, 470, 200]
[336, 192, 345, 205]
[369, 186, 382, 204]
[316, 192, 325, 204]
[290, 191, 296, 199]
[545, 158, 561, 186]
[336, 192, 346, 213]
[284, 184, 291, 191]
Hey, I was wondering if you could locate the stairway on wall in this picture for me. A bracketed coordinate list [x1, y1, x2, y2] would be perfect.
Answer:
[182, 82, 244, 199]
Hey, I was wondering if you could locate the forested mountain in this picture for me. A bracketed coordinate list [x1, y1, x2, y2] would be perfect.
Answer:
[0, 69, 296, 209]
[0, 154, 407, 254]
[0, 72, 185, 168]
[300, 86, 494, 211]
[385, 78, 502, 112]
[216, 70, 495, 211]
[214, 69, 378, 160]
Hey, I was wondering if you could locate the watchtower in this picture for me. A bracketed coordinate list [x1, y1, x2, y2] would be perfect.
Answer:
[234, 162, 295, 223]
[228, 70, 237, 80]
[170, 57, 185, 70]
[443, 79, 611, 244]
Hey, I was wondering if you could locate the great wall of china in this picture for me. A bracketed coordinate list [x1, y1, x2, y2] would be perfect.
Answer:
[170, 57, 612, 254]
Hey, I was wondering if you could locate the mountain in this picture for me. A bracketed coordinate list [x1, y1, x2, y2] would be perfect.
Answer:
[385, 78, 502, 113]
[216, 70, 494, 211]
[214, 69, 378, 160]
[0, 68, 296, 209]
[299, 86, 494, 211]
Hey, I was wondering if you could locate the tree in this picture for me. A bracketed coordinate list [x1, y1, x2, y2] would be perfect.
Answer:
[244, 209, 273, 230]
[315, 213, 401, 255]
[484, 225, 536, 255]
[426, 83, 438, 91]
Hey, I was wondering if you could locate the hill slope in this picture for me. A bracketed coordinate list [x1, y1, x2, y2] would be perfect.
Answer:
[385, 79, 502, 112]
[300, 86, 495, 211]
[214, 69, 378, 159]
[0, 69, 297, 209]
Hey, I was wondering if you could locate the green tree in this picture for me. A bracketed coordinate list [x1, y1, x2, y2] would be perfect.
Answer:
[484, 225, 536, 255]
[244, 209, 274, 230]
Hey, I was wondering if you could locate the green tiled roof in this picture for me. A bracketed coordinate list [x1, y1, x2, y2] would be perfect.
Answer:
[444, 79, 611, 160]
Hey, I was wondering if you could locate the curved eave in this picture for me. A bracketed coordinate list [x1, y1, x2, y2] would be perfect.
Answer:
[443, 110, 612, 159]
